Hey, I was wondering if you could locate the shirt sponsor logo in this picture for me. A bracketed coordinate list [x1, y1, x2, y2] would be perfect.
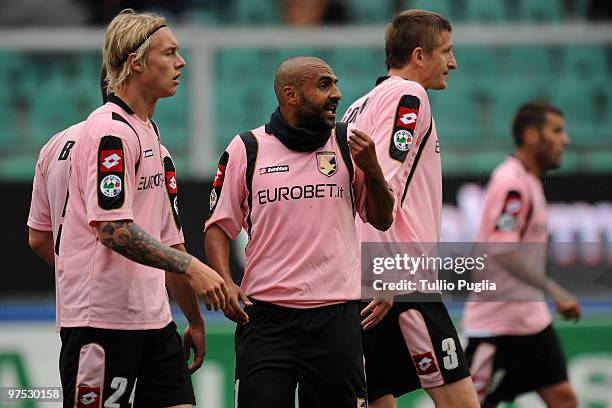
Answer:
[76, 385, 101, 408]
[257, 183, 344, 205]
[393, 130, 413, 152]
[412, 351, 439, 375]
[209, 188, 218, 210]
[100, 150, 123, 172]
[144, 149, 154, 158]
[259, 165, 289, 175]
[316, 151, 337, 177]
[100, 174, 122, 198]
[137, 172, 164, 191]
[213, 164, 226, 187]
[396, 107, 418, 130]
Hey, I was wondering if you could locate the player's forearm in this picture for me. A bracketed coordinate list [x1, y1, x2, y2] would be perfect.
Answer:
[494, 252, 573, 300]
[166, 244, 204, 326]
[97, 220, 193, 275]
[28, 228, 55, 266]
[364, 167, 394, 231]
[204, 225, 233, 283]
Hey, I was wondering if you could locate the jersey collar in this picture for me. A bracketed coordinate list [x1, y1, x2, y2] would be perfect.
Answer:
[107, 94, 135, 115]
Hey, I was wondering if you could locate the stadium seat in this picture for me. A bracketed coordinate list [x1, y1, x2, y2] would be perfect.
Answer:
[406, 0, 452, 19]
[216, 50, 271, 80]
[453, 47, 500, 79]
[504, 46, 554, 78]
[551, 82, 605, 144]
[351, 0, 392, 23]
[430, 83, 484, 144]
[273, 48, 332, 67]
[215, 79, 277, 146]
[232, 0, 280, 25]
[490, 78, 552, 140]
[562, 45, 609, 82]
[465, 0, 507, 22]
[519, 0, 563, 22]
[183, 7, 221, 26]
[154, 92, 189, 152]
[330, 49, 384, 81]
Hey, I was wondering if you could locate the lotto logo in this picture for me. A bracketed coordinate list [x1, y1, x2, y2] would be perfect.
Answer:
[100, 150, 123, 172]
[213, 164, 226, 187]
[396, 107, 418, 130]
[165, 171, 178, 194]
[76, 385, 101, 408]
[412, 351, 439, 375]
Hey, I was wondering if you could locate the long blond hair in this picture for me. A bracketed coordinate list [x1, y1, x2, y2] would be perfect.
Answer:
[103, 9, 167, 94]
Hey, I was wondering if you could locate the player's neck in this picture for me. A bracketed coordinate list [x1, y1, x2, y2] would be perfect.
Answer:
[388, 67, 426, 89]
[114, 86, 156, 123]
[279, 106, 300, 127]
[514, 150, 542, 178]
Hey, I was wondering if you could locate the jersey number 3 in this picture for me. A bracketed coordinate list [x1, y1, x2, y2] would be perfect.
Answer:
[442, 338, 459, 370]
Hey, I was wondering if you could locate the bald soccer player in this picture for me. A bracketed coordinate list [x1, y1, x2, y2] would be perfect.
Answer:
[205, 56, 394, 408]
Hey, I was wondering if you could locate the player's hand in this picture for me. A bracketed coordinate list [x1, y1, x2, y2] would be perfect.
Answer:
[185, 258, 229, 311]
[556, 299, 581, 322]
[183, 321, 206, 374]
[223, 281, 252, 325]
[361, 292, 393, 330]
[348, 128, 381, 177]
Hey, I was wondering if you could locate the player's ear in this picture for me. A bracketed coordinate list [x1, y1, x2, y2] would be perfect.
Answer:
[128, 54, 145, 73]
[283, 85, 298, 106]
[412, 47, 425, 67]
[523, 126, 539, 146]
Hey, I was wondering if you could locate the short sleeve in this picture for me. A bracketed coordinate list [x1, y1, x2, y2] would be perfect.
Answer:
[375, 81, 432, 195]
[79, 119, 140, 226]
[160, 145, 184, 246]
[204, 136, 248, 240]
[27, 156, 52, 231]
[485, 180, 532, 244]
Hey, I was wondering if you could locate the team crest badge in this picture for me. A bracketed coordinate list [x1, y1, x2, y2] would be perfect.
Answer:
[393, 130, 413, 152]
[316, 151, 337, 177]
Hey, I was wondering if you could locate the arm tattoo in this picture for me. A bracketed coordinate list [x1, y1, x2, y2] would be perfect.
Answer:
[99, 221, 191, 274]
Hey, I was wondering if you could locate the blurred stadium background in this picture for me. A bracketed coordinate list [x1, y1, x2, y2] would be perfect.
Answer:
[1, 0, 611, 407]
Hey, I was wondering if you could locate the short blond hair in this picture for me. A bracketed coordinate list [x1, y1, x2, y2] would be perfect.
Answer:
[103, 9, 167, 94]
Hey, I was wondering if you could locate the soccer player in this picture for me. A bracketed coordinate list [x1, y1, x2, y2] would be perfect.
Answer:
[205, 56, 394, 408]
[341, 10, 480, 408]
[462, 101, 580, 408]
[27, 70, 208, 377]
[50, 9, 227, 407]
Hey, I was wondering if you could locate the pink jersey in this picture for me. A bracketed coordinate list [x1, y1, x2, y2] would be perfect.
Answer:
[462, 156, 551, 336]
[205, 124, 368, 308]
[343, 76, 440, 244]
[28, 122, 84, 331]
[58, 96, 183, 330]
[343, 76, 441, 290]
[28, 123, 84, 240]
